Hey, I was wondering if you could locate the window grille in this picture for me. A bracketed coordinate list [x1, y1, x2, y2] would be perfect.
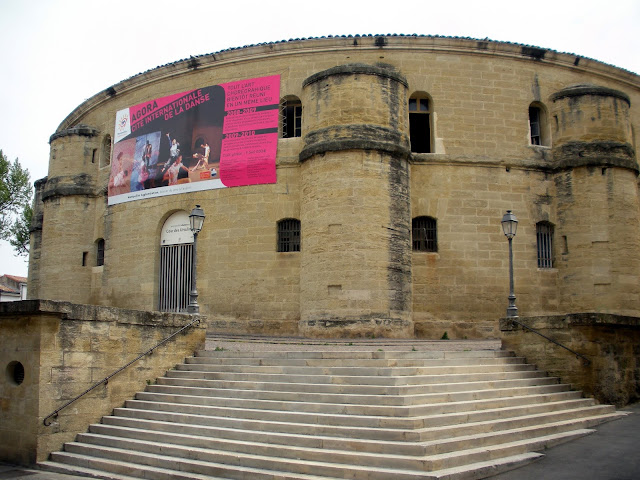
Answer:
[536, 222, 554, 268]
[96, 239, 105, 266]
[158, 243, 193, 312]
[412, 216, 437, 252]
[409, 96, 431, 153]
[277, 219, 301, 252]
[281, 99, 302, 138]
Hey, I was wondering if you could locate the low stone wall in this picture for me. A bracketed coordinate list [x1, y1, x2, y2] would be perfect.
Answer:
[500, 313, 640, 406]
[0, 300, 205, 465]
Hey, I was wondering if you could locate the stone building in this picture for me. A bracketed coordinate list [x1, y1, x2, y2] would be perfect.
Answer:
[28, 35, 640, 339]
[0, 275, 27, 302]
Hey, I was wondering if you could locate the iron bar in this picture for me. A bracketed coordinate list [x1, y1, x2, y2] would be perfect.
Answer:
[509, 317, 591, 366]
[43, 317, 200, 426]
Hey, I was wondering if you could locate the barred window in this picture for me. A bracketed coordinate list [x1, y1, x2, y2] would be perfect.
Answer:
[536, 222, 554, 268]
[412, 216, 437, 252]
[96, 238, 105, 266]
[277, 219, 301, 252]
[281, 97, 302, 138]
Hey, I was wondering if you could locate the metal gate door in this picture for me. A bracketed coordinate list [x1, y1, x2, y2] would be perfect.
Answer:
[158, 243, 193, 312]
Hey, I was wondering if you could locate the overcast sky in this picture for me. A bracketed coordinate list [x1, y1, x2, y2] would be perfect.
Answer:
[1, 0, 639, 277]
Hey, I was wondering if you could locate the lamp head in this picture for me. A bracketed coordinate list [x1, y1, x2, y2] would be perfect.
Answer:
[189, 205, 205, 234]
[501, 210, 518, 239]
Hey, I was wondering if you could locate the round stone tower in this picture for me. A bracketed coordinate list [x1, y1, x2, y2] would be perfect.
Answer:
[33, 125, 102, 303]
[550, 85, 640, 315]
[298, 64, 413, 337]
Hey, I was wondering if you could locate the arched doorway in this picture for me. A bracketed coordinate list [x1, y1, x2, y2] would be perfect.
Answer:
[158, 211, 194, 312]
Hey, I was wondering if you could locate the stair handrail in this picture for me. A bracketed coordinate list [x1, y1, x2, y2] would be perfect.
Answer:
[508, 317, 591, 366]
[43, 316, 200, 426]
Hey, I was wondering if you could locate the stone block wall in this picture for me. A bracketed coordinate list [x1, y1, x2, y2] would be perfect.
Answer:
[411, 163, 559, 338]
[0, 300, 205, 464]
[501, 313, 640, 406]
[28, 36, 640, 338]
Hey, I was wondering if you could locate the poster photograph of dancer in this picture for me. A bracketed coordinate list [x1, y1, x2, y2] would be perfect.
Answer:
[108, 75, 280, 205]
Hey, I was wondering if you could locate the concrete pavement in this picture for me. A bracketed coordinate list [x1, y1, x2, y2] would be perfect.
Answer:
[492, 401, 640, 480]
[0, 462, 88, 480]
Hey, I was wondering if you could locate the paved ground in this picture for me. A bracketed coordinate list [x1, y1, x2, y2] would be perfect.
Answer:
[491, 401, 640, 480]
[2, 336, 638, 479]
[0, 464, 85, 480]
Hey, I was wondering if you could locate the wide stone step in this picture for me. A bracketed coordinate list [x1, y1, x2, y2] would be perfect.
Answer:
[110, 407, 419, 442]
[121, 397, 604, 431]
[168, 367, 546, 386]
[195, 349, 512, 360]
[419, 412, 624, 455]
[58, 426, 597, 479]
[156, 374, 562, 396]
[96, 417, 426, 455]
[76, 431, 430, 471]
[149, 380, 573, 406]
[132, 389, 583, 417]
[110, 403, 617, 444]
[414, 405, 619, 441]
[45, 452, 544, 480]
[187, 355, 527, 367]
[95, 411, 623, 457]
[40, 458, 160, 480]
[44, 450, 544, 480]
[177, 362, 537, 376]
[56, 441, 425, 480]
[47, 450, 339, 480]
[426, 429, 595, 471]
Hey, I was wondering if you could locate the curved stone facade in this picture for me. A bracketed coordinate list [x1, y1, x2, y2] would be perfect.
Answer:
[28, 35, 640, 338]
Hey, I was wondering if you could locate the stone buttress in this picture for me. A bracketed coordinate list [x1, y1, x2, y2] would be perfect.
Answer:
[30, 125, 103, 304]
[550, 85, 640, 314]
[298, 64, 413, 337]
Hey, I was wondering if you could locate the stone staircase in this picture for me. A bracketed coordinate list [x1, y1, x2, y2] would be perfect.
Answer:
[41, 336, 624, 480]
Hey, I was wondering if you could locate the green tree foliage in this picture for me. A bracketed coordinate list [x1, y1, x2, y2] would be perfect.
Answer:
[0, 149, 33, 256]
[9, 204, 33, 257]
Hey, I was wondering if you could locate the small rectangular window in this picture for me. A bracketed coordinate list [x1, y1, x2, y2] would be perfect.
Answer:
[282, 100, 302, 138]
[412, 217, 437, 252]
[529, 107, 542, 145]
[96, 239, 105, 266]
[409, 96, 431, 153]
[277, 219, 301, 252]
[537, 222, 554, 268]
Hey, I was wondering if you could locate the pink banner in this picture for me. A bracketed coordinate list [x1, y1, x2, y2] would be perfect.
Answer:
[109, 75, 280, 205]
[219, 76, 280, 187]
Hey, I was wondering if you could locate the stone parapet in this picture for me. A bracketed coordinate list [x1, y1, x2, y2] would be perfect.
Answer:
[500, 313, 640, 406]
[0, 300, 205, 465]
[48, 124, 100, 143]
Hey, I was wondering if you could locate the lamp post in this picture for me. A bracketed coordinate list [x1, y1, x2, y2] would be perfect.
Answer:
[501, 210, 518, 318]
[188, 205, 205, 314]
